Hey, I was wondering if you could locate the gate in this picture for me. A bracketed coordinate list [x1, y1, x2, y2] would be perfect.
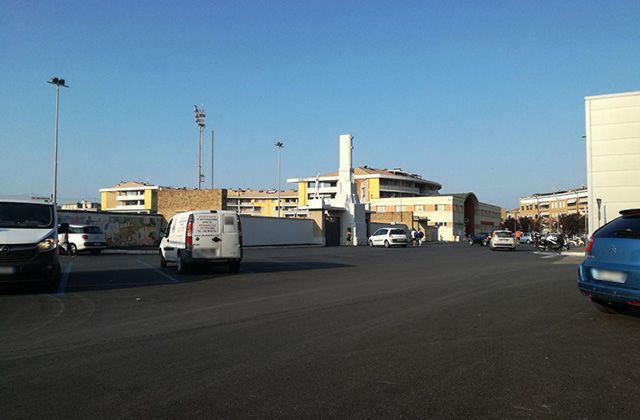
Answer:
[324, 216, 341, 246]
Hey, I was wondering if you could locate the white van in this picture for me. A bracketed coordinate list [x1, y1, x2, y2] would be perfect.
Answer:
[159, 210, 242, 273]
[0, 199, 62, 289]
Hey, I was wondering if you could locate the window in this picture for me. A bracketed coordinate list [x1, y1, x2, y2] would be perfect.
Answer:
[415, 205, 424, 211]
[595, 215, 640, 239]
[395, 205, 403, 212]
[437, 204, 446, 211]
[377, 206, 386, 212]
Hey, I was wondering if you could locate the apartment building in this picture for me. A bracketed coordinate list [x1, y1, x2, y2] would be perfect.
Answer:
[226, 189, 304, 218]
[100, 181, 159, 214]
[288, 166, 441, 206]
[60, 200, 101, 212]
[369, 193, 502, 241]
[518, 187, 588, 220]
[585, 91, 640, 235]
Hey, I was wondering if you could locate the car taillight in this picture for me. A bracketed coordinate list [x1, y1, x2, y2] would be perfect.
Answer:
[585, 237, 595, 254]
[82, 234, 89, 240]
[186, 217, 193, 246]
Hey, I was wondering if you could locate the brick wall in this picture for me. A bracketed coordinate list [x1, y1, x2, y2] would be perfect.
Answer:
[157, 188, 227, 222]
[370, 211, 419, 229]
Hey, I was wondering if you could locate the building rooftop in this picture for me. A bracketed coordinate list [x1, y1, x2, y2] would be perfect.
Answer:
[522, 186, 587, 199]
[227, 189, 298, 198]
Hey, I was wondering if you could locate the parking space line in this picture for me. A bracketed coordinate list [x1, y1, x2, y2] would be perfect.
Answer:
[135, 259, 180, 283]
[56, 262, 73, 296]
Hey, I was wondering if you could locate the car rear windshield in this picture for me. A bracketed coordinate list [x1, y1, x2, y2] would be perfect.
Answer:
[83, 226, 102, 234]
[495, 231, 512, 238]
[390, 229, 405, 235]
[0, 202, 54, 229]
[595, 216, 640, 239]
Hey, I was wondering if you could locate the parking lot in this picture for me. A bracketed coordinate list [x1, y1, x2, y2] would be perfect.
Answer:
[2, 244, 640, 418]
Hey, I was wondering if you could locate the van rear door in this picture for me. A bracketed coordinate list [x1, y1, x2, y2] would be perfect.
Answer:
[220, 213, 241, 259]
[192, 212, 222, 259]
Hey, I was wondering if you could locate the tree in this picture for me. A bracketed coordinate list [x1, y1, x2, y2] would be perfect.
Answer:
[559, 213, 586, 236]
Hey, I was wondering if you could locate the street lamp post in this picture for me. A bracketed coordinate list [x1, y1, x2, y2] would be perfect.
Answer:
[275, 141, 284, 217]
[47, 77, 68, 207]
[211, 130, 214, 189]
[194, 106, 206, 189]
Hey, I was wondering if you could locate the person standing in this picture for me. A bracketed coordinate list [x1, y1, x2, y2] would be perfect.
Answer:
[346, 227, 353, 246]
[410, 228, 417, 246]
[418, 230, 425, 246]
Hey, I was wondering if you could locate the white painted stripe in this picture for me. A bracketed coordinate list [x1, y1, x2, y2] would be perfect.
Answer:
[542, 254, 561, 259]
[136, 259, 179, 283]
[56, 262, 73, 296]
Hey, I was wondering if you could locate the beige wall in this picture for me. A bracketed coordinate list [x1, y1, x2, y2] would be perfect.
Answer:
[586, 91, 640, 234]
[157, 188, 227, 222]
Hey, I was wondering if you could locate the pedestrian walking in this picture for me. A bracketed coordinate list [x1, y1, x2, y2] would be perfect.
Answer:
[418, 230, 425, 246]
[346, 227, 353, 246]
[410, 228, 417, 246]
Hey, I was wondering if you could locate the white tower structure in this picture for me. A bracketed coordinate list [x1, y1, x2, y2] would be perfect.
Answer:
[334, 134, 367, 245]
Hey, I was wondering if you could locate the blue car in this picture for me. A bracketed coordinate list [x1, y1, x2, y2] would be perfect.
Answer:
[578, 209, 640, 313]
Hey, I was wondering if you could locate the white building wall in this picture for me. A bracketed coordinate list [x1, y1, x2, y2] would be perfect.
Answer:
[239, 215, 316, 246]
[585, 91, 640, 235]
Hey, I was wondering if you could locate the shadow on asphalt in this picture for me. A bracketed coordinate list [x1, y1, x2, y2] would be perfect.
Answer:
[59, 260, 352, 294]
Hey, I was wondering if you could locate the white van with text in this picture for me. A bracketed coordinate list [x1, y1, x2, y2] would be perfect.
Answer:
[159, 210, 242, 274]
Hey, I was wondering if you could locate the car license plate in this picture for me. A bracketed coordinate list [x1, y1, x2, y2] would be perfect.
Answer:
[0, 266, 16, 275]
[591, 269, 627, 283]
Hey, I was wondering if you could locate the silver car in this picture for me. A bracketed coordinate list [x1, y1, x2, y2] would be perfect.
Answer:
[489, 230, 517, 251]
[368, 228, 409, 248]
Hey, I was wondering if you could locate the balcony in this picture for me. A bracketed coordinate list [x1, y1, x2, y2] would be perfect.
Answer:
[379, 184, 420, 195]
[117, 194, 145, 201]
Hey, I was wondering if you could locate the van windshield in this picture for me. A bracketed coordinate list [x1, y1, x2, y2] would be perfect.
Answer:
[0, 202, 54, 229]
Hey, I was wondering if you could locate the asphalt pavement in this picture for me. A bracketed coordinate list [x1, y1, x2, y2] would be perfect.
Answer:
[1, 244, 639, 419]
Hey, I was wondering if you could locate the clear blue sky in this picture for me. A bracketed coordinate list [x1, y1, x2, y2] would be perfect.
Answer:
[1, 0, 639, 208]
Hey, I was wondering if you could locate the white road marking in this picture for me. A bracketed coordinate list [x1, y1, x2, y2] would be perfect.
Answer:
[136, 259, 180, 283]
[56, 262, 73, 296]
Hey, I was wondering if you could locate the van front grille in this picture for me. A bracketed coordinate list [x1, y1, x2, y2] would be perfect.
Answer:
[0, 245, 39, 264]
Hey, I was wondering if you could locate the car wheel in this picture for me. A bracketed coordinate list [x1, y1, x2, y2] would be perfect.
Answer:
[490, 246, 495, 251]
[591, 298, 627, 314]
[468, 239, 474, 246]
[176, 251, 189, 274]
[384, 240, 390, 248]
[160, 251, 167, 268]
[68, 243, 78, 256]
[90, 250, 101, 255]
[228, 261, 240, 274]
[369, 240, 374, 247]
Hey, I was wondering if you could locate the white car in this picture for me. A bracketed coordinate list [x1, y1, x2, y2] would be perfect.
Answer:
[368, 227, 409, 248]
[159, 210, 242, 273]
[489, 230, 517, 251]
[519, 232, 534, 244]
[59, 225, 107, 255]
